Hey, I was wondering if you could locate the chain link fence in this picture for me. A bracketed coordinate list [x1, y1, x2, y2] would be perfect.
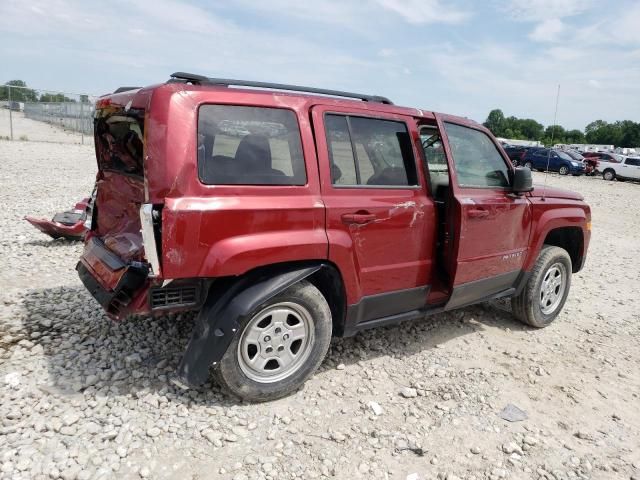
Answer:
[0, 84, 99, 144]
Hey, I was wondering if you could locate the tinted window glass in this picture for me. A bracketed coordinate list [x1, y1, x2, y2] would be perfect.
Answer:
[627, 158, 640, 166]
[325, 115, 357, 185]
[444, 123, 510, 187]
[198, 105, 306, 185]
[324, 114, 418, 186]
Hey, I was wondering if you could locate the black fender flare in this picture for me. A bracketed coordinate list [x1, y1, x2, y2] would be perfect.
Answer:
[174, 263, 324, 387]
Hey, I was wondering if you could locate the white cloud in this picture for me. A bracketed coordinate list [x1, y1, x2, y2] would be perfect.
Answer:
[375, 0, 470, 24]
[529, 18, 565, 42]
[501, 0, 593, 21]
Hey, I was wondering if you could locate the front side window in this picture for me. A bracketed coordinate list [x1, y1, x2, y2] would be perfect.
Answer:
[444, 123, 510, 188]
[198, 105, 306, 185]
[626, 158, 640, 166]
[324, 114, 418, 187]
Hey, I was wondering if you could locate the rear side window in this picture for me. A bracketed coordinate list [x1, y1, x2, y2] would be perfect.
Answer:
[198, 105, 306, 185]
[324, 114, 418, 187]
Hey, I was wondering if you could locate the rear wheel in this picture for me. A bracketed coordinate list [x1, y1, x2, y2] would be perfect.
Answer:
[603, 169, 615, 181]
[214, 280, 332, 402]
[511, 246, 572, 328]
[559, 165, 569, 175]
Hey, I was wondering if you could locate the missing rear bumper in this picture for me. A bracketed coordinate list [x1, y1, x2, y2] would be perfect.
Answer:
[76, 238, 149, 318]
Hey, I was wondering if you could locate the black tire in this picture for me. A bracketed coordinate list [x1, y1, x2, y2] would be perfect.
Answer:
[559, 165, 569, 175]
[511, 246, 572, 328]
[214, 280, 332, 402]
[602, 169, 615, 181]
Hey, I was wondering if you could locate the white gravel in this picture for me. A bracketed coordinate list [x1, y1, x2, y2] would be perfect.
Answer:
[1, 133, 639, 480]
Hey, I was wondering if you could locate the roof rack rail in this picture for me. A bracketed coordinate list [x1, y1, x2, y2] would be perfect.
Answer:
[113, 87, 141, 94]
[168, 72, 393, 105]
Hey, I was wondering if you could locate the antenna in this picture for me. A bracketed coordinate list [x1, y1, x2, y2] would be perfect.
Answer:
[542, 84, 561, 201]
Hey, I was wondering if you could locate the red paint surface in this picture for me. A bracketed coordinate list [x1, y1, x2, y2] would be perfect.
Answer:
[24, 216, 86, 240]
[80, 83, 591, 319]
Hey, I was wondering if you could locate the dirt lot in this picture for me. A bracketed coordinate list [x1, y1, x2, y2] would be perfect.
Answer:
[1, 128, 639, 480]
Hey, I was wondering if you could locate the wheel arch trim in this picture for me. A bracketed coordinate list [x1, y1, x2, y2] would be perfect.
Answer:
[174, 262, 326, 387]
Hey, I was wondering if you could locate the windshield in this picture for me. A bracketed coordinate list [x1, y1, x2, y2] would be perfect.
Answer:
[566, 150, 584, 161]
[556, 151, 573, 161]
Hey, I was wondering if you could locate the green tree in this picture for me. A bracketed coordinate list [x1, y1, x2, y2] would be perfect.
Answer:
[483, 109, 506, 137]
[518, 118, 544, 140]
[0, 80, 38, 102]
[564, 129, 585, 144]
[585, 120, 621, 145]
[618, 120, 640, 147]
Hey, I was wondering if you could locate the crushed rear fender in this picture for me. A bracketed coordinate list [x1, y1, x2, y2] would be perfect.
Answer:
[24, 198, 90, 240]
[174, 263, 324, 388]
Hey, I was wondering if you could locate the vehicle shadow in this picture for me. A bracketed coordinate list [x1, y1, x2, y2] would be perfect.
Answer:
[15, 285, 530, 406]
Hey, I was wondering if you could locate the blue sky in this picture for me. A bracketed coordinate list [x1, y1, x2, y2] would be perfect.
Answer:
[1, 0, 639, 130]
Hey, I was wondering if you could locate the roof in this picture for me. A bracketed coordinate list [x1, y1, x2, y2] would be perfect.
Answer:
[102, 73, 484, 130]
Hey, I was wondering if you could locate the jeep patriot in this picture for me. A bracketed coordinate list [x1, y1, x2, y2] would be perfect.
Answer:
[77, 72, 591, 401]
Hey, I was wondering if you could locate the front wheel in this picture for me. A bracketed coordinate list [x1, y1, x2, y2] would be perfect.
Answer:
[214, 280, 332, 402]
[559, 165, 569, 175]
[524, 161, 532, 169]
[511, 246, 572, 328]
[602, 169, 615, 181]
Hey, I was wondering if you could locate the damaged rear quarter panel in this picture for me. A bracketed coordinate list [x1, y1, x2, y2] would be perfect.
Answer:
[161, 195, 327, 279]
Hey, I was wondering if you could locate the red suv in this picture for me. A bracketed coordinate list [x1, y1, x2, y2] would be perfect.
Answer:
[77, 73, 591, 401]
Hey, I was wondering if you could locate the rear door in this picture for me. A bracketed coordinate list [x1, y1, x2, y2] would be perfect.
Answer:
[435, 115, 531, 309]
[311, 105, 436, 315]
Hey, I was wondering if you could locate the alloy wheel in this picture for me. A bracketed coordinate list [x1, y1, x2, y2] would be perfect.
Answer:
[539, 262, 567, 315]
[237, 302, 315, 383]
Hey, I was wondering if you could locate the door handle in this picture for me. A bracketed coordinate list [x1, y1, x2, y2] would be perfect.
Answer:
[341, 212, 376, 224]
[467, 208, 489, 218]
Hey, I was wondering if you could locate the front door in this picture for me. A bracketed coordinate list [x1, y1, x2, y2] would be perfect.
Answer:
[435, 115, 532, 309]
[311, 105, 436, 320]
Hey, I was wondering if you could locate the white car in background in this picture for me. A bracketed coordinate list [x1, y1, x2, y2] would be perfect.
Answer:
[601, 156, 640, 181]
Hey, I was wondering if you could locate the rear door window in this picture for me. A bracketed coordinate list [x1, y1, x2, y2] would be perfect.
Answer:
[324, 114, 418, 187]
[198, 105, 306, 185]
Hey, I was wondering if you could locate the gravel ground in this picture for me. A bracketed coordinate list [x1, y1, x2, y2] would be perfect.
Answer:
[1, 131, 639, 480]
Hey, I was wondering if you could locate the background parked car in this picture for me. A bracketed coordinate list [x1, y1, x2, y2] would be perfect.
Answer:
[503, 145, 529, 166]
[583, 152, 623, 163]
[521, 148, 586, 175]
[564, 149, 596, 175]
[601, 156, 640, 181]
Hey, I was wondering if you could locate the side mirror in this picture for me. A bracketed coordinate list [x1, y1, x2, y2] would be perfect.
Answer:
[512, 167, 533, 193]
